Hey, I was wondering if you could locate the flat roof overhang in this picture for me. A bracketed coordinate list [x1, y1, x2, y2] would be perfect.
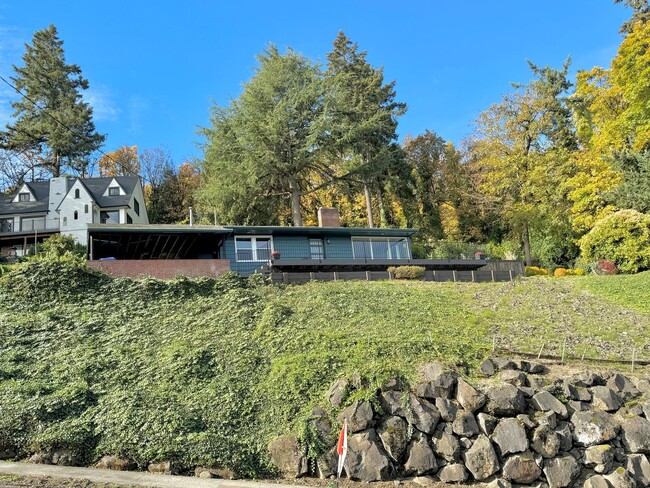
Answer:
[268, 259, 488, 272]
[86, 223, 231, 235]
[227, 225, 417, 238]
[87, 224, 231, 260]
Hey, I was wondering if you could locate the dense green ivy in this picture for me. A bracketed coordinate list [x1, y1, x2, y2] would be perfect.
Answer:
[0, 261, 489, 476]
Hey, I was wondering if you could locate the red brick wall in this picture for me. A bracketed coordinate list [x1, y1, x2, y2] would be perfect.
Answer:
[87, 259, 231, 280]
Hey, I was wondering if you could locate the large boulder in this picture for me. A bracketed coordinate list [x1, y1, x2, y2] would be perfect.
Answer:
[456, 378, 487, 412]
[485, 384, 527, 416]
[583, 474, 611, 488]
[379, 390, 405, 417]
[626, 454, 650, 486]
[415, 363, 458, 399]
[316, 446, 338, 479]
[502, 451, 542, 484]
[543, 454, 580, 488]
[345, 430, 393, 481]
[492, 417, 528, 455]
[377, 416, 409, 463]
[584, 445, 614, 474]
[531, 391, 568, 419]
[477, 412, 498, 436]
[620, 416, 650, 454]
[407, 394, 441, 434]
[95, 455, 136, 471]
[338, 400, 374, 433]
[603, 467, 638, 488]
[268, 436, 307, 478]
[606, 373, 640, 401]
[431, 430, 460, 463]
[435, 398, 459, 421]
[591, 386, 624, 411]
[403, 433, 438, 477]
[452, 410, 479, 437]
[572, 411, 619, 447]
[327, 378, 349, 407]
[531, 424, 561, 459]
[464, 434, 500, 481]
[437, 463, 468, 483]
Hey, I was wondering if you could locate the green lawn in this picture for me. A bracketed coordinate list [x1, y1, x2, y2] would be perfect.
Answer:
[0, 262, 648, 477]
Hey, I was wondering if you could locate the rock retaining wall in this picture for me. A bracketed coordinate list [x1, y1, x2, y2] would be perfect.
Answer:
[269, 359, 650, 488]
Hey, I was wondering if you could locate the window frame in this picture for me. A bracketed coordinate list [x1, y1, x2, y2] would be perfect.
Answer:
[234, 236, 274, 262]
[20, 216, 46, 232]
[18, 192, 30, 202]
[108, 186, 120, 196]
[351, 237, 411, 260]
[134, 199, 140, 216]
[74, 189, 80, 199]
[309, 238, 325, 260]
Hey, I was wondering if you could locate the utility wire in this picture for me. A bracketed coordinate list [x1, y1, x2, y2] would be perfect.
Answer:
[0, 73, 141, 179]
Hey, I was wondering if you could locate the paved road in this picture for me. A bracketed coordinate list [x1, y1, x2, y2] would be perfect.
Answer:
[0, 462, 303, 488]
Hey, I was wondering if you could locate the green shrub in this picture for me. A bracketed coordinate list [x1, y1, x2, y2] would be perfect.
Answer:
[580, 209, 650, 273]
[33, 234, 86, 262]
[427, 239, 485, 259]
[387, 265, 426, 279]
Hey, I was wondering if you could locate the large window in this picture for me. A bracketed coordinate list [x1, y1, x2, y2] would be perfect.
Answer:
[235, 236, 272, 262]
[352, 237, 410, 260]
[100, 211, 120, 224]
[21, 216, 45, 231]
[134, 199, 140, 216]
[0, 218, 13, 233]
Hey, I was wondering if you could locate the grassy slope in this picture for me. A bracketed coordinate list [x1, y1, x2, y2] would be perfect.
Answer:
[0, 262, 648, 477]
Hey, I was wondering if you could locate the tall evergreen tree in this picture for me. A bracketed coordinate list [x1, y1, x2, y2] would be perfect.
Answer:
[321, 32, 406, 227]
[1, 25, 105, 176]
[199, 46, 324, 226]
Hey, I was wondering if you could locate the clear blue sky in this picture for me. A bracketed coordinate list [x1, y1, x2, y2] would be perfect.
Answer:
[0, 1, 630, 166]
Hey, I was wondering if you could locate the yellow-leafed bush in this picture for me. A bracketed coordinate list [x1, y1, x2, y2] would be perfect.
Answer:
[554, 268, 569, 277]
[387, 266, 426, 280]
[525, 266, 549, 276]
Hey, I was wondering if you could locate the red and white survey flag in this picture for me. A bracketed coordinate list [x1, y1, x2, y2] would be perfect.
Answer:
[337, 418, 347, 479]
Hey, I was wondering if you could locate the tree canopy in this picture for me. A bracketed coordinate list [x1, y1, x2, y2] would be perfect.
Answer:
[1, 24, 105, 177]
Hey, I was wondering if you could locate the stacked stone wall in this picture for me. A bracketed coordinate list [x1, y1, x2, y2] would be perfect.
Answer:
[269, 359, 650, 487]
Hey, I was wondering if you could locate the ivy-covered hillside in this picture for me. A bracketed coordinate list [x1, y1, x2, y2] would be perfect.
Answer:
[0, 262, 648, 477]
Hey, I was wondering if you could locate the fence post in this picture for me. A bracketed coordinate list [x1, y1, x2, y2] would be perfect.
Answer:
[491, 270, 495, 282]
[309, 272, 315, 281]
[509, 270, 514, 281]
[452, 270, 457, 282]
[333, 271, 339, 281]
[366, 271, 371, 281]
[432, 270, 436, 282]
[471, 270, 476, 282]
[282, 272, 289, 284]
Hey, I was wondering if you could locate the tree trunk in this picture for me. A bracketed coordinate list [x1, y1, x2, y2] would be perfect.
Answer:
[288, 177, 303, 227]
[52, 151, 60, 177]
[377, 187, 387, 228]
[364, 182, 374, 228]
[522, 222, 532, 266]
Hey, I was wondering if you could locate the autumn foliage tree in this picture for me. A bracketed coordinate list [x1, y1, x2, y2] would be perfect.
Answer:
[98, 146, 139, 176]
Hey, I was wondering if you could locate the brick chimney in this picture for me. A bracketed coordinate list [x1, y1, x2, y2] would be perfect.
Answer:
[318, 207, 340, 227]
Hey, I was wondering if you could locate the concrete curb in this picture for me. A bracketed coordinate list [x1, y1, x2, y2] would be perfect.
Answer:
[0, 461, 303, 488]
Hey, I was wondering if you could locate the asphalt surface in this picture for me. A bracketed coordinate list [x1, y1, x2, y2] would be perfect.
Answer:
[0, 462, 304, 488]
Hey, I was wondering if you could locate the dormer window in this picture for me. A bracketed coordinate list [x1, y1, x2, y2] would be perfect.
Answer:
[18, 193, 30, 202]
[108, 187, 120, 196]
[74, 189, 80, 199]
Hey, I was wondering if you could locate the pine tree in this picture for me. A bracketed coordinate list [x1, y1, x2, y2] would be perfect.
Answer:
[1, 25, 105, 176]
[321, 32, 406, 227]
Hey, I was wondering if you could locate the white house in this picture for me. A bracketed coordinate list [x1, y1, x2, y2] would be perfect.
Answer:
[0, 175, 148, 256]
